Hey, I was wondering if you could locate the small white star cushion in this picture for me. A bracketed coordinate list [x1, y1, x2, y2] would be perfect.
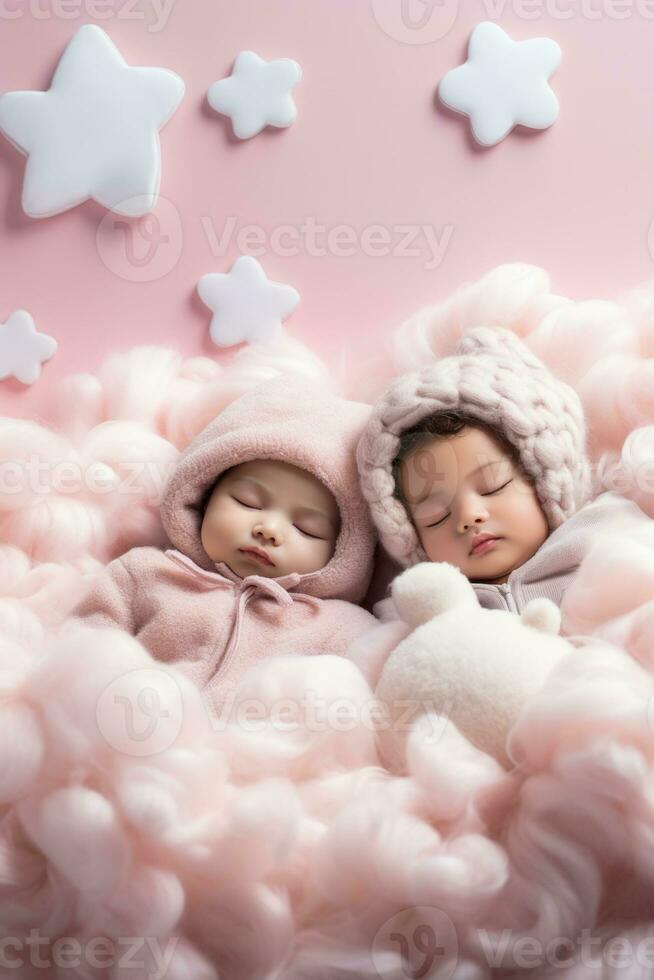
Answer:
[0, 24, 185, 218]
[0, 310, 57, 385]
[197, 256, 300, 348]
[438, 21, 561, 147]
[207, 51, 301, 140]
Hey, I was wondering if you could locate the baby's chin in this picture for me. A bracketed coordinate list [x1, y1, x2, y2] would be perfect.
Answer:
[211, 547, 331, 580]
[469, 569, 510, 584]
[450, 546, 513, 583]
[228, 555, 282, 578]
[424, 542, 509, 579]
[465, 546, 533, 584]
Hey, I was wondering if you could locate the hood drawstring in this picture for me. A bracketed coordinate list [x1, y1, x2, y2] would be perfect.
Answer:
[165, 549, 321, 680]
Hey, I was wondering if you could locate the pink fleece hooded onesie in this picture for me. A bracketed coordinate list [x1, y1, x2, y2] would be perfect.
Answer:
[70, 377, 379, 714]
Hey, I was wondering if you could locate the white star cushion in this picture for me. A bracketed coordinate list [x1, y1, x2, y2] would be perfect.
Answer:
[438, 21, 561, 147]
[0, 24, 185, 218]
[0, 310, 57, 385]
[197, 256, 300, 348]
[207, 51, 301, 140]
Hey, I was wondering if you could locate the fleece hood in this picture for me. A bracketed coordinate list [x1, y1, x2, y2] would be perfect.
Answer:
[159, 375, 376, 603]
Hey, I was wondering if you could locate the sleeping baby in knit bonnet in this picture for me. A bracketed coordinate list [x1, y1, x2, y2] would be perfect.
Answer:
[353, 327, 653, 767]
[358, 326, 648, 621]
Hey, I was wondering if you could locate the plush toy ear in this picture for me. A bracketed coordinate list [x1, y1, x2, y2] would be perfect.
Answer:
[521, 597, 561, 635]
[391, 561, 478, 628]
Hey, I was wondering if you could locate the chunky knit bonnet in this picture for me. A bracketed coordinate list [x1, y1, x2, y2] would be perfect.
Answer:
[357, 326, 593, 568]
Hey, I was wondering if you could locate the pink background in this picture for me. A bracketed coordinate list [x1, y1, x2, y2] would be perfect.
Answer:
[1, 0, 653, 423]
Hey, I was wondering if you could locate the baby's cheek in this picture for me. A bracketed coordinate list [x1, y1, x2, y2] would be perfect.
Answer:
[420, 531, 443, 563]
[202, 506, 233, 550]
[302, 536, 334, 572]
[304, 536, 324, 559]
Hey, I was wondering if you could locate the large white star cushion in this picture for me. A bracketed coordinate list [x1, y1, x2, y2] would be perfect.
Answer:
[0, 310, 57, 385]
[438, 21, 561, 147]
[0, 24, 185, 218]
[207, 51, 301, 140]
[197, 256, 300, 348]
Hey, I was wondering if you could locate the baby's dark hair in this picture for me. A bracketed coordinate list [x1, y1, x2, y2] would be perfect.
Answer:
[391, 411, 524, 507]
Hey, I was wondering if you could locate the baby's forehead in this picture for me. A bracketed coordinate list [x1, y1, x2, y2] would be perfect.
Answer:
[404, 427, 514, 472]
[222, 459, 339, 514]
[228, 459, 287, 479]
[225, 458, 318, 486]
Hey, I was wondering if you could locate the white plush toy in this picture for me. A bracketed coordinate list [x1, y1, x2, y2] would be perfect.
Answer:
[375, 562, 573, 770]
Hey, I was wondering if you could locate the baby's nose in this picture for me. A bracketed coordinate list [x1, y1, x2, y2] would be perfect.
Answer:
[458, 503, 489, 534]
[254, 520, 282, 545]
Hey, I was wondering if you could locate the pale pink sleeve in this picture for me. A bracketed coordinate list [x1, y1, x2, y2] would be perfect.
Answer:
[70, 557, 136, 634]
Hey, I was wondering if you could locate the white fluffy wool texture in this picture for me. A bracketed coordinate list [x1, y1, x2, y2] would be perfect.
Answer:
[3, 266, 654, 977]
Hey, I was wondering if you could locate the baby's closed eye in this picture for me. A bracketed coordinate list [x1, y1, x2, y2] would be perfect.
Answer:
[422, 479, 513, 528]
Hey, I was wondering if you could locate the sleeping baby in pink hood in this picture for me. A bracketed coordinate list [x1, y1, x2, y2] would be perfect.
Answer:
[71, 375, 380, 714]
